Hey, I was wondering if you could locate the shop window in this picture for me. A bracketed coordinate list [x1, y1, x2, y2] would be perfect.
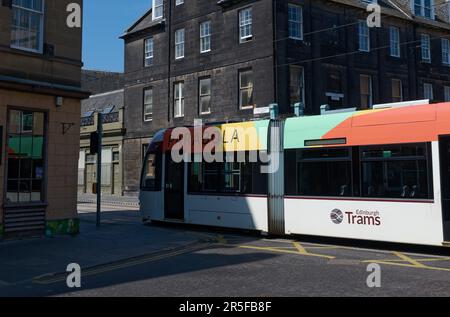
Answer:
[6, 110, 45, 204]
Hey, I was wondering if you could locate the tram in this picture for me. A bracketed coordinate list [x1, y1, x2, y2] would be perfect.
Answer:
[140, 100, 450, 247]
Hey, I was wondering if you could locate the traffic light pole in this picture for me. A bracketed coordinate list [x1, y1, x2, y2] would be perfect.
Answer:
[96, 113, 103, 227]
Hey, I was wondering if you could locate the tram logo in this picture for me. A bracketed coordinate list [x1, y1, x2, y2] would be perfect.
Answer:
[330, 209, 382, 226]
[330, 209, 344, 224]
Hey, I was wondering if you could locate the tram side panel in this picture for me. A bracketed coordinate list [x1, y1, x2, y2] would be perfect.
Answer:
[185, 195, 269, 232]
[284, 199, 443, 246]
[283, 142, 445, 247]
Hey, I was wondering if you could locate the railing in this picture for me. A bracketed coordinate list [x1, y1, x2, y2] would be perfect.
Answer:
[102, 112, 120, 124]
[81, 112, 120, 127]
[81, 116, 94, 127]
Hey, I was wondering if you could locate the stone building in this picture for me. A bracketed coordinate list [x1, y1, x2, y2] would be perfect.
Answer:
[121, 0, 450, 195]
[79, 89, 125, 196]
[0, 0, 88, 237]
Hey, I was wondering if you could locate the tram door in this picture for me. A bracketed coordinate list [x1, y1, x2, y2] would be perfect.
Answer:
[164, 156, 184, 220]
[439, 136, 450, 241]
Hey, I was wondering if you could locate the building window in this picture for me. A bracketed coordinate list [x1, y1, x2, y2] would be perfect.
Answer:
[289, 66, 305, 107]
[239, 69, 254, 109]
[175, 28, 185, 59]
[414, 0, 434, 19]
[153, 0, 164, 20]
[442, 39, 450, 65]
[288, 4, 303, 40]
[392, 79, 403, 102]
[326, 70, 344, 109]
[112, 149, 120, 162]
[200, 21, 211, 53]
[143, 88, 153, 122]
[424, 83, 433, 100]
[390, 26, 400, 57]
[445, 86, 450, 102]
[199, 77, 212, 115]
[174, 82, 185, 118]
[358, 21, 370, 52]
[86, 153, 96, 164]
[239, 8, 253, 43]
[6, 110, 45, 204]
[11, 0, 44, 53]
[144, 37, 154, 66]
[360, 74, 373, 109]
[175, 0, 184, 5]
[421, 34, 431, 62]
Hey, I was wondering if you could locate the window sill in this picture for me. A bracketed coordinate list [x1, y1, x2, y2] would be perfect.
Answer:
[10, 45, 43, 55]
[239, 38, 253, 44]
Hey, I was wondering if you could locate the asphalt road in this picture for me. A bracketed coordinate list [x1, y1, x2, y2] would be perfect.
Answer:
[2, 204, 450, 297]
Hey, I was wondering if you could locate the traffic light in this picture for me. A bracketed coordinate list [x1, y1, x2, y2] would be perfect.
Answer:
[90, 131, 99, 155]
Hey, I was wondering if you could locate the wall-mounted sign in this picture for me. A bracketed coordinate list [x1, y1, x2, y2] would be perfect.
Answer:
[253, 106, 270, 116]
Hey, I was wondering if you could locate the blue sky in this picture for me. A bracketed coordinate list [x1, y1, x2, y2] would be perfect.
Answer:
[82, 0, 151, 72]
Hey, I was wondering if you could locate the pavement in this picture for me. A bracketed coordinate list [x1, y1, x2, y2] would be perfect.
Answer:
[1, 203, 450, 296]
[77, 193, 139, 207]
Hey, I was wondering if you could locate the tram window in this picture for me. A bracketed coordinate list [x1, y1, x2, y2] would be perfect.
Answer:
[299, 161, 352, 197]
[361, 144, 431, 199]
[204, 162, 221, 192]
[188, 151, 267, 195]
[300, 148, 350, 160]
[362, 144, 426, 159]
[285, 148, 352, 197]
[223, 162, 240, 192]
[141, 152, 162, 191]
[189, 162, 203, 192]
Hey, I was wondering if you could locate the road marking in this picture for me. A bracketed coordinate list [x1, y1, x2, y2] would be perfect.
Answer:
[393, 252, 427, 268]
[238, 243, 335, 259]
[363, 252, 450, 272]
[293, 242, 336, 259]
[293, 242, 308, 254]
[33, 243, 209, 285]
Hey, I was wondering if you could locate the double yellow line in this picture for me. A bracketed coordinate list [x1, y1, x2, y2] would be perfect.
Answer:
[33, 243, 209, 285]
